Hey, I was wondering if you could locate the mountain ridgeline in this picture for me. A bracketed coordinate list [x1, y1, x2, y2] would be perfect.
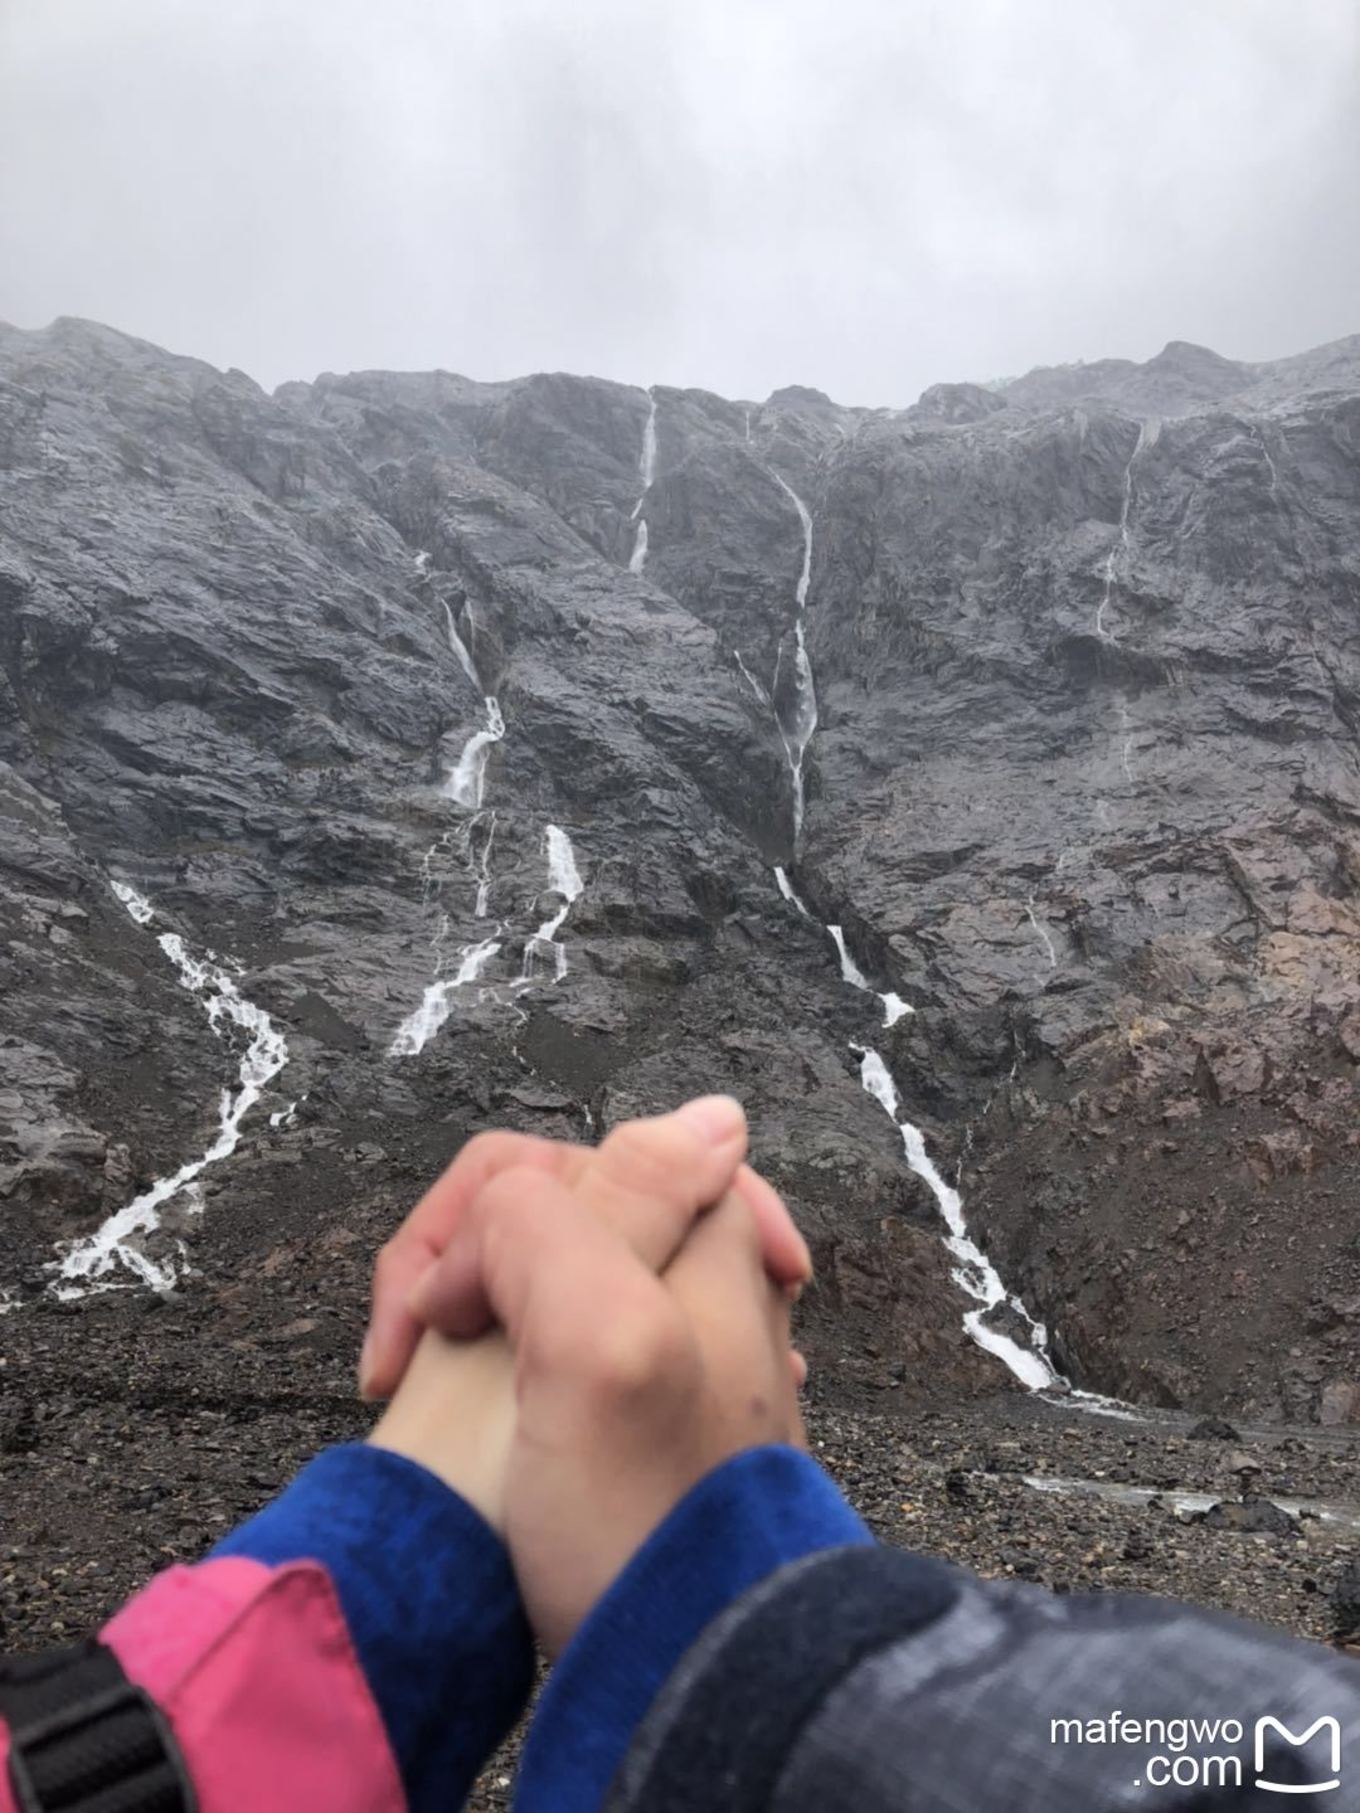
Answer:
[3, 317, 1360, 1423]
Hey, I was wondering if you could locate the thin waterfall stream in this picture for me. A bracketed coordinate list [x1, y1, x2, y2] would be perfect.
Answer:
[54, 882, 290, 1294]
[628, 390, 657, 575]
[757, 474, 1066, 1391]
[391, 558, 586, 1055]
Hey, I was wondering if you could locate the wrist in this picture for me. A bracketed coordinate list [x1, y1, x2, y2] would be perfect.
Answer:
[515, 1446, 871, 1812]
[368, 1329, 515, 1531]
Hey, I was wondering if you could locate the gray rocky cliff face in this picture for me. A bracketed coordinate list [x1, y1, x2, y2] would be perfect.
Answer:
[3, 315, 1360, 1420]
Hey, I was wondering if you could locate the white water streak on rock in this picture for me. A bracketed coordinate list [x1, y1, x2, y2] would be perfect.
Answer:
[1257, 426, 1281, 500]
[56, 883, 290, 1293]
[639, 391, 657, 488]
[394, 589, 510, 1051]
[438, 599, 505, 811]
[118, 884, 155, 926]
[443, 600, 480, 689]
[1025, 896, 1058, 969]
[445, 698, 505, 810]
[829, 923, 916, 1024]
[389, 936, 503, 1056]
[522, 825, 585, 982]
[765, 475, 818, 838]
[735, 650, 770, 707]
[755, 471, 1044, 1384]
[394, 815, 501, 1058]
[472, 811, 496, 918]
[854, 1046, 1059, 1390]
[774, 865, 811, 917]
[628, 390, 657, 570]
[782, 622, 818, 839]
[828, 924, 870, 988]
[1118, 699, 1136, 782]
[1095, 421, 1154, 645]
[774, 473, 813, 609]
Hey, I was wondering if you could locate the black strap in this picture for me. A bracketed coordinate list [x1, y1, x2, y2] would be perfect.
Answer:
[0, 1641, 195, 1813]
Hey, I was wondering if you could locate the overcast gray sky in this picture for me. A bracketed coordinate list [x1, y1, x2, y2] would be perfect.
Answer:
[1, 0, 1356, 404]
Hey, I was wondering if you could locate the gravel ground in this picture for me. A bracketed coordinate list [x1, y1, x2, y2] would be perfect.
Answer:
[5, 1295, 1356, 1810]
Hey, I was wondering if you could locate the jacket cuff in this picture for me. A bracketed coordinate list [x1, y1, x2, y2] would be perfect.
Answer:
[515, 1444, 870, 1813]
[213, 1442, 532, 1813]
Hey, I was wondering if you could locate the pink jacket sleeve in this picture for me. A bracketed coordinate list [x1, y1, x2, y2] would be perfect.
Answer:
[0, 1558, 406, 1813]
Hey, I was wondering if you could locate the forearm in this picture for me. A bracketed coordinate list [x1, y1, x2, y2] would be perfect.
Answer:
[600, 1538, 1360, 1812]
[213, 1331, 531, 1813]
[212, 1443, 533, 1812]
[0, 1336, 529, 1813]
[516, 1445, 873, 1813]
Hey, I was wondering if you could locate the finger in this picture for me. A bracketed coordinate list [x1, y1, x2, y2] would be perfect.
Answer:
[759, 1274, 808, 1445]
[360, 1129, 590, 1399]
[662, 1188, 767, 1340]
[732, 1163, 813, 1289]
[439, 1167, 672, 1385]
[664, 1191, 805, 1441]
[411, 1096, 750, 1337]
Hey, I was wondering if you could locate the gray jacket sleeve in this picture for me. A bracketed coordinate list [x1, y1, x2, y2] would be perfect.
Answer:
[606, 1544, 1360, 1811]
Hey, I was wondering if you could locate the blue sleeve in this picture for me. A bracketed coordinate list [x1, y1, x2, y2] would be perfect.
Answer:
[514, 1444, 871, 1813]
[212, 1442, 532, 1813]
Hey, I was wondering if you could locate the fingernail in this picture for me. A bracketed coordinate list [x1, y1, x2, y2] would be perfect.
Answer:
[675, 1094, 746, 1146]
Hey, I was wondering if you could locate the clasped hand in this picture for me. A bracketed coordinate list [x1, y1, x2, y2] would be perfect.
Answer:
[362, 1096, 811, 1655]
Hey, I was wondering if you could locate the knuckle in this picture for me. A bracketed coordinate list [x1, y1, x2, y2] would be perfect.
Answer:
[582, 1300, 687, 1400]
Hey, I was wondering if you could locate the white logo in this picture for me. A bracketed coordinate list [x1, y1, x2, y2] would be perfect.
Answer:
[1255, 1716, 1341, 1795]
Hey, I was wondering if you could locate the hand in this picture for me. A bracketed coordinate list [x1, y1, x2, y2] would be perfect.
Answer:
[422, 1157, 806, 1655]
[365, 1097, 763, 1527]
[366, 1100, 810, 1626]
[360, 1095, 810, 1402]
[367, 1102, 769, 1522]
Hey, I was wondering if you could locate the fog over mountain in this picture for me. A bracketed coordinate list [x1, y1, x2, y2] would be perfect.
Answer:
[2, 2, 1357, 401]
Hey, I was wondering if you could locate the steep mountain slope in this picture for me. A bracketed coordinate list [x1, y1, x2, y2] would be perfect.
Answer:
[3, 317, 1360, 1422]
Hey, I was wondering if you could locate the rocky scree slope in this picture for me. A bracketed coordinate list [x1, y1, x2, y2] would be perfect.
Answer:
[2, 318, 1360, 1422]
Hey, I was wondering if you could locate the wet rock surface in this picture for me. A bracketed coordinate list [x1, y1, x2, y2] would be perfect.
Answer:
[3, 317, 1360, 1726]
[4, 316, 1360, 1409]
